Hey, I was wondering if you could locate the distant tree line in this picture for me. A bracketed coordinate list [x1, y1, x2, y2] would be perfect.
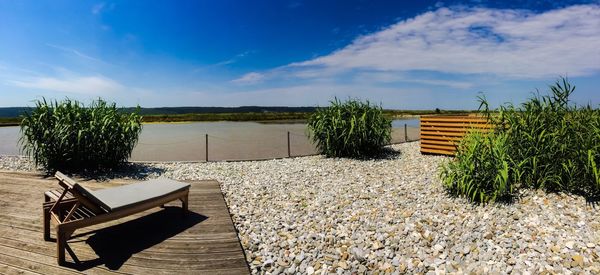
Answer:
[0, 105, 476, 119]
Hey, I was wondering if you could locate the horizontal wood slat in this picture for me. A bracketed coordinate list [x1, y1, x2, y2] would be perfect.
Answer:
[420, 131, 469, 137]
[420, 148, 456, 155]
[420, 115, 491, 156]
[420, 117, 488, 123]
[421, 122, 493, 129]
[420, 139, 459, 146]
[420, 127, 491, 133]
[419, 135, 464, 142]
[421, 143, 457, 151]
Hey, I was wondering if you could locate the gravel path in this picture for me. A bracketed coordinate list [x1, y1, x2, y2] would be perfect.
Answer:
[2, 142, 599, 274]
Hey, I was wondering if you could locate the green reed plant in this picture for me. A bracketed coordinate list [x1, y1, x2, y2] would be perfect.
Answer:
[441, 131, 515, 203]
[441, 77, 600, 203]
[19, 98, 143, 171]
[308, 98, 391, 158]
[495, 78, 600, 195]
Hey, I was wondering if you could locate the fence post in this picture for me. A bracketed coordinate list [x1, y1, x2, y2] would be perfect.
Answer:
[404, 124, 408, 142]
[287, 131, 291, 157]
[205, 134, 208, 162]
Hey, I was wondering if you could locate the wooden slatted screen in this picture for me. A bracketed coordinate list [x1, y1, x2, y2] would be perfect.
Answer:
[420, 114, 491, 156]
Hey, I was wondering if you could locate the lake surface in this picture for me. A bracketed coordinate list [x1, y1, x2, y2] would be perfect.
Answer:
[0, 119, 419, 161]
[392, 118, 419, 128]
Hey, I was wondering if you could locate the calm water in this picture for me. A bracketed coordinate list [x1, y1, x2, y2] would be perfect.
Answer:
[392, 118, 419, 128]
[0, 118, 419, 161]
[0, 126, 20, 156]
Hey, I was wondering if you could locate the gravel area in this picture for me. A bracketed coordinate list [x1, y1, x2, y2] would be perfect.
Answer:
[2, 142, 600, 274]
[0, 155, 39, 171]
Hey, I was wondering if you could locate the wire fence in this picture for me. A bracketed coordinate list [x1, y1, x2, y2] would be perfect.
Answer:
[130, 125, 420, 162]
[0, 123, 420, 162]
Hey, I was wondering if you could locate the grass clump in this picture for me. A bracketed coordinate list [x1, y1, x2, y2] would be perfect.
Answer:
[441, 78, 600, 203]
[441, 131, 515, 203]
[308, 98, 391, 158]
[19, 98, 142, 171]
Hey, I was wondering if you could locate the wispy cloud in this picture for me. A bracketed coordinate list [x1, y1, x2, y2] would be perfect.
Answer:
[92, 3, 105, 14]
[213, 51, 254, 66]
[46, 44, 105, 64]
[191, 51, 255, 74]
[232, 72, 265, 84]
[11, 75, 124, 95]
[0, 61, 43, 77]
[355, 72, 474, 89]
[176, 84, 452, 109]
[243, 5, 600, 84]
[400, 78, 473, 89]
[92, 2, 114, 15]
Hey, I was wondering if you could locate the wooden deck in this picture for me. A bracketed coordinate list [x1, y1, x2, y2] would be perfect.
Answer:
[0, 171, 249, 274]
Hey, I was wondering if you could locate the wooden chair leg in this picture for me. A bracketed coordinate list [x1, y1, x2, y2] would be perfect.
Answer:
[56, 226, 73, 265]
[181, 195, 188, 216]
[43, 206, 51, 241]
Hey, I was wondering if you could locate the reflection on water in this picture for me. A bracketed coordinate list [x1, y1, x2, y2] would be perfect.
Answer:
[0, 119, 420, 161]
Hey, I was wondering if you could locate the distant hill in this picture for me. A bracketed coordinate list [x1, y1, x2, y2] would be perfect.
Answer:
[0, 107, 33, 118]
[0, 106, 476, 122]
[124, 106, 318, 115]
[0, 106, 318, 118]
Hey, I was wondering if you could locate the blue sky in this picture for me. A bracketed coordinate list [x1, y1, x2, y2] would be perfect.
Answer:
[0, 0, 599, 109]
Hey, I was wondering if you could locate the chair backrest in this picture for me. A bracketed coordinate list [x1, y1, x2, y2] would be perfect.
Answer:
[54, 171, 107, 214]
[55, 171, 77, 190]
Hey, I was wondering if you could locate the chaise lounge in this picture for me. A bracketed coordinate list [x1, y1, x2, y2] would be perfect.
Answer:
[42, 171, 191, 265]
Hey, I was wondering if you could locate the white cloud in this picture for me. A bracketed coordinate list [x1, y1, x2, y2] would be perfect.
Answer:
[11, 75, 124, 95]
[255, 5, 600, 81]
[92, 2, 115, 15]
[46, 44, 105, 64]
[232, 72, 265, 84]
[0, 62, 42, 77]
[354, 72, 474, 89]
[210, 51, 253, 67]
[174, 84, 463, 109]
[403, 78, 473, 89]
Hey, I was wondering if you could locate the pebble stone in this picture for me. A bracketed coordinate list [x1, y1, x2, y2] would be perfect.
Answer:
[2, 142, 600, 274]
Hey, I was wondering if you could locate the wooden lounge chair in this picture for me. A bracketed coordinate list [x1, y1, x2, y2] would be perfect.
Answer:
[42, 171, 190, 265]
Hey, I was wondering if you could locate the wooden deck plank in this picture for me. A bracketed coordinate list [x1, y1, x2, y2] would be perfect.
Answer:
[0, 232, 245, 257]
[0, 263, 43, 275]
[0, 171, 250, 274]
[0, 237, 247, 274]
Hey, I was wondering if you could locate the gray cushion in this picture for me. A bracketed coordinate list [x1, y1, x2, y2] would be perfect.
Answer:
[74, 178, 190, 212]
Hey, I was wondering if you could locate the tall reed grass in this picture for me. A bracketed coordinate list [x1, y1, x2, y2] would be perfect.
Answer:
[441, 78, 600, 203]
[308, 98, 391, 158]
[19, 99, 142, 171]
